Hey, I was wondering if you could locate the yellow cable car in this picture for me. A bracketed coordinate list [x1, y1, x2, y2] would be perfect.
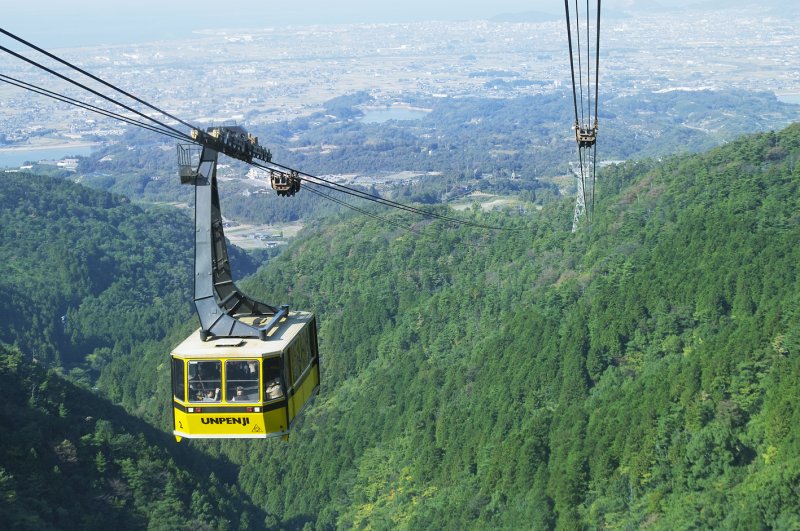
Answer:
[171, 313, 319, 441]
[174, 127, 320, 442]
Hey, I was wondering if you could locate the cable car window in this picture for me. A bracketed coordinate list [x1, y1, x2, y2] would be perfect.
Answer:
[188, 360, 221, 402]
[300, 331, 311, 378]
[264, 357, 284, 400]
[303, 329, 312, 364]
[310, 320, 319, 359]
[288, 342, 300, 386]
[172, 358, 185, 401]
[226, 360, 259, 402]
[288, 330, 311, 386]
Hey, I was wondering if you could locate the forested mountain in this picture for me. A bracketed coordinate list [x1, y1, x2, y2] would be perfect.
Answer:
[0, 173, 260, 372]
[0, 174, 279, 529]
[3, 123, 800, 529]
[0, 343, 265, 529]
[97, 124, 800, 528]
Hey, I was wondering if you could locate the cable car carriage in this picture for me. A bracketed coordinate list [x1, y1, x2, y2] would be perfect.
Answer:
[574, 122, 598, 148]
[270, 168, 301, 197]
[171, 312, 319, 440]
[173, 128, 319, 441]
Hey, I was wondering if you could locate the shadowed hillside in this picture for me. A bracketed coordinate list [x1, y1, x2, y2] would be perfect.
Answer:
[0, 343, 267, 530]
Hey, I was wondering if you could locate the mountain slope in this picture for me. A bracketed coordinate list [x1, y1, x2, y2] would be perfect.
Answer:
[0, 173, 193, 367]
[219, 123, 800, 528]
[0, 342, 266, 530]
[0, 172, 263, 371]
[4, 122, 800, 528]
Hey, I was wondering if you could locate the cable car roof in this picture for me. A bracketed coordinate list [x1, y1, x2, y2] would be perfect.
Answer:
[171, 311, 315, 359]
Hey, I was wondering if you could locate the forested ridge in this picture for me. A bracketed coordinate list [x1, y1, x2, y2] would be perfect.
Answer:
[0, 173, 261, 371]
[2, 123, 800, 529]
[234, 123, 800, 528]
[0, 343, 265, 529]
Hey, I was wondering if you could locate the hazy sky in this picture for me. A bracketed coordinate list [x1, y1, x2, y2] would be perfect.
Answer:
[1, 0, 764, 48]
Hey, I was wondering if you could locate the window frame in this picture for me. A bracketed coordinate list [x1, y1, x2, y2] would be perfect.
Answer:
[187, 360, 222, 403]
[224, 359, 260, 403]
[171, 358, 185, 401]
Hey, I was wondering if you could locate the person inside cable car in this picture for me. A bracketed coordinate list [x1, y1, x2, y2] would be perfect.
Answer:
[263, 358, 284, 400]
[231, 386, 247, 401]
[189, 360, 222, 401]
[226, 360, 259, 401]
[201, 388, 221, 402]
[265, 378, 283, 400]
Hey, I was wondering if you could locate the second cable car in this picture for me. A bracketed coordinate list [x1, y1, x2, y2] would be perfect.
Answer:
[270, 168, 301, 197]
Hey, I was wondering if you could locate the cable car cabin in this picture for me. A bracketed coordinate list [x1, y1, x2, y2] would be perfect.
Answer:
[171, 311, 319, 441]
[270, 169, 301, 197]
[575, 125, 597, 148]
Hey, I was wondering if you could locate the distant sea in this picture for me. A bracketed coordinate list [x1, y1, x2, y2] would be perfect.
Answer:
[0, 145, 95, 168]
[777, 94, 800, 105]
[2, 20, 197, 49]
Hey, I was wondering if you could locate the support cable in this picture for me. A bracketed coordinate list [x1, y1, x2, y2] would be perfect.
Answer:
[304, 183, 494, 248]
[574, 0, 585, 127]
[250, 161, 522, 232]
[563, 0, 580, 127]
[595, 0, 601, 126]
[585, 0, 591, 125]
[303, 184, 426, 235]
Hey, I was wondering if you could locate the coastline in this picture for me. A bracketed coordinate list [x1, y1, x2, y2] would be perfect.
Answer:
[0, 140, 102, 153]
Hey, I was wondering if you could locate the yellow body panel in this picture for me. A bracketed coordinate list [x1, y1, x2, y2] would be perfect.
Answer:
[170, 311, 319, 441]
[287, 364, 320, 422]
[173, 404, 288, 439]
